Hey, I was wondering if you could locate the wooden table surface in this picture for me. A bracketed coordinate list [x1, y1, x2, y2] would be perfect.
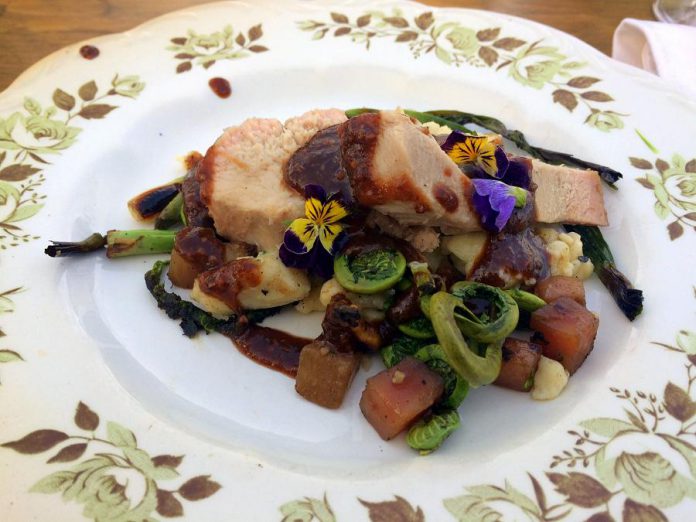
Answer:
[0, 0, 654, 92]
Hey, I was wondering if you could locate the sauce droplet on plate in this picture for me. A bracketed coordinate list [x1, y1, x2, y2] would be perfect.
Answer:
[79, 45, 100, 60]
[208, 77, 232, 98]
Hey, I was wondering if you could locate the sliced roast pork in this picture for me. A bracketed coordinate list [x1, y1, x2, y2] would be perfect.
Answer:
[531, 160, 608, 226]
[198, 108, 347, 251]
[339, 110, 481, 232]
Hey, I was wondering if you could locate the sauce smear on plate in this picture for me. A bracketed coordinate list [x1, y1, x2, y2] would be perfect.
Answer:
[228, 325, 310, 377]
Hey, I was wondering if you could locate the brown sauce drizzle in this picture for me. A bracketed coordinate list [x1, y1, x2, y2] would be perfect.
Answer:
[197, 258, 262, 311]
[79, 45, 99, 60]
[227, 325, 311, 377]
[433, 183, 459, 212]
[174, 226, 226, 271]
[284, 125, 353, 200]
[470, 228, 550, 288]
[208, 77, 232, 98]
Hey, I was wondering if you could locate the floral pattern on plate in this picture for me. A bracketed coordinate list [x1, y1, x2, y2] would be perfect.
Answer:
[631, 153, 696, 241]
[167, 24, 269, 73]
[2, 1, 696, 520]
[0, 286, 23, 380]
[2, 402, 221, 521]
[0, 75, 145, 249]
[297, 9, 625, 132]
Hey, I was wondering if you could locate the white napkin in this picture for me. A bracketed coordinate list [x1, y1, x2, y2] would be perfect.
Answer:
[613, 18, 696, 99]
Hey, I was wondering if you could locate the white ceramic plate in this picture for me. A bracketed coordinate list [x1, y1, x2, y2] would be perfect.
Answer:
[2, 1, 696, 520]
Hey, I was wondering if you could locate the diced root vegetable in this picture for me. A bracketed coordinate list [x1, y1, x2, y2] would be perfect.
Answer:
[295, 341, 361, 409]
[535, 276, 586, 306]
[360, 357, 444, 440]
[531, 356, 569, 400]
[494, 337, 542, 392]
[168, 248, 199, 289]
[530, 297, 599, 375]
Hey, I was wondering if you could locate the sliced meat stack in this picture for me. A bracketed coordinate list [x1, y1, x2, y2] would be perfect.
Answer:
[340, 110, 481, 232]
[198, 108, 347, 251]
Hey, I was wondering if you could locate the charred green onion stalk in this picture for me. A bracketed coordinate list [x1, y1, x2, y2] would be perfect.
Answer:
[344, 107, 643, 321]
[44, 232, 107, 257]
[45, 229, 176, 258]
[106, 229, 176, 257]
[154, 192, 185, 230]
[564, 225, 643, 320]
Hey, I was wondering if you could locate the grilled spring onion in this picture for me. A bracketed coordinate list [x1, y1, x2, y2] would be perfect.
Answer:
[564, 225, 644, 320]
[127, 178, 182, 221]
[45, 229, 177, 258]
[154, 192, 185, 230]
[44, 232, 106, 257]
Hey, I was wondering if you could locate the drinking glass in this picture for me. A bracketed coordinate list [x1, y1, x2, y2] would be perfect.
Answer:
[653, 0, 696, 25]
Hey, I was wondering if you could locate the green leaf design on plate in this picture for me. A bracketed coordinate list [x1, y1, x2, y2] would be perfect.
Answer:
[167, 24, 270, 73]
[30, 471, 77, 494]
[106, 421, 137, 448]
[0, 75, 144, 249]
[280, 494, 336, 522]
[298, 8, 626, 130]
[2, 402, 220, 521]
[0, 349, 23, 363]
[631, 143, 696, 241]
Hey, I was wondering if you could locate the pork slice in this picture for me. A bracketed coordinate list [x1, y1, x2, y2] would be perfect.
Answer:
[340, 110, 481, 232]
[198, 109, 347, 251]
[531, 160, 608, 226]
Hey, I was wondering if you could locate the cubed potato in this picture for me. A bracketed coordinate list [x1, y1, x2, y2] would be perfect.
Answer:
[494, 338, 542, 392]
[360, 357, 444, 440]
[530, 297, 599, 375]
[295, 341, 360, 409]
[535, 276, 586, 305]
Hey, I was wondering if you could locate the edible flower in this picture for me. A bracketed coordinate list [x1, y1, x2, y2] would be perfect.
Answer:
[279, 184, 348, 278]
[471, 179, 528, 233]
[441, 131, 509, 178]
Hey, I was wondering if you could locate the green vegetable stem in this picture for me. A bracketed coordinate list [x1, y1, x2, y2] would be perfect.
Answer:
[564, 225, 644, 320]
[154, 192, 185, 230]
[45, 229, 177, 258]
[106, 229, 176, 258]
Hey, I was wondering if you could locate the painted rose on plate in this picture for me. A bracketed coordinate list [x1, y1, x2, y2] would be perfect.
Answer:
[0, 106, 80, 155]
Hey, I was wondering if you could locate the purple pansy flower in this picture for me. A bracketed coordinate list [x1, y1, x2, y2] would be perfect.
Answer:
[472, 179, 528, 233]
[499, 156, 532, 189]
[441, 131, 510, 178]
[279, 184, 348, 278]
